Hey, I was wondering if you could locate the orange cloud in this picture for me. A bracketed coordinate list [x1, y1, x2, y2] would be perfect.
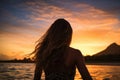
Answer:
[0, 2, 120, 59]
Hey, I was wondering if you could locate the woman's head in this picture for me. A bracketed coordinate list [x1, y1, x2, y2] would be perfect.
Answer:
[33, 18, 73, 65]
[46, 18, 72, 48]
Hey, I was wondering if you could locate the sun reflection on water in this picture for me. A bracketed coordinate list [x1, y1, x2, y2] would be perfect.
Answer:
[0, 63, 120, 80]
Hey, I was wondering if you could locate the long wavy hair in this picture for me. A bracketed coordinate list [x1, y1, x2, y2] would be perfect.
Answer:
[32, 18, 73, 67]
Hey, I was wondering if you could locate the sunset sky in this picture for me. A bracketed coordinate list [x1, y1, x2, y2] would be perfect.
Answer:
[0, 0, 120, 60]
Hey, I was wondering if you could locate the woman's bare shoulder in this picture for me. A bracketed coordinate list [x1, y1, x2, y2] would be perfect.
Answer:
[68, 47, 82, 56]
[67, 47, 83, 62]
[68, 47, 84, 63]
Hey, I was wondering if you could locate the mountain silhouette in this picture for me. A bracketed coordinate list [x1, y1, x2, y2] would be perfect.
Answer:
[84, 43, 120, 62]
[94, 43, 120, 56]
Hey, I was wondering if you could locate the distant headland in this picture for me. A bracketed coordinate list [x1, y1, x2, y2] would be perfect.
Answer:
[85, 43, 120, 63]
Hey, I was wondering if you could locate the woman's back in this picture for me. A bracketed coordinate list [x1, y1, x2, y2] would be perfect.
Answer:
[44, 47, 82, 80]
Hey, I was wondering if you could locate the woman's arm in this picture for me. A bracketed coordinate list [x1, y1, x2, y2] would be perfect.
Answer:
[34, 63, 42, 80]
[75, 50, 93, 80]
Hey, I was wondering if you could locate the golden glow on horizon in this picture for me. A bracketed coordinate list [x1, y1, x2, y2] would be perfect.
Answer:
[0, 3, 120, 60]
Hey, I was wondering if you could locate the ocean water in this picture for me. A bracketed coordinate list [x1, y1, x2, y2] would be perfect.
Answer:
[0, 63, 120, 80]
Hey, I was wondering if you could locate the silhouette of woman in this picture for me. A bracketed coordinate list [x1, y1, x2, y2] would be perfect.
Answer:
[32, 19, 93, 80]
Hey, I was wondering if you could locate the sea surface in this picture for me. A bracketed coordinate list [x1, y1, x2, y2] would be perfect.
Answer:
[0, 63, 120, 80]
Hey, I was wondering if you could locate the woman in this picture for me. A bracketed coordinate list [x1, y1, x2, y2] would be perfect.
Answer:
[32, 19, 92, 80]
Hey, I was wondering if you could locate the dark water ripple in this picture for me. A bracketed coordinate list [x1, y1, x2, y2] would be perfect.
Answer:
[0, 63, 120, 80]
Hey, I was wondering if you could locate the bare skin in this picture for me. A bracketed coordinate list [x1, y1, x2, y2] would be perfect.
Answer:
[34, 47, 93, 80]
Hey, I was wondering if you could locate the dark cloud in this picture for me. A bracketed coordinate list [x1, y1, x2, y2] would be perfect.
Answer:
[84, 0, 120, 16]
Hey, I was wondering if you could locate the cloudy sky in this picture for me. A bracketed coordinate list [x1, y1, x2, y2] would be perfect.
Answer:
[0, 0, 120, 60]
